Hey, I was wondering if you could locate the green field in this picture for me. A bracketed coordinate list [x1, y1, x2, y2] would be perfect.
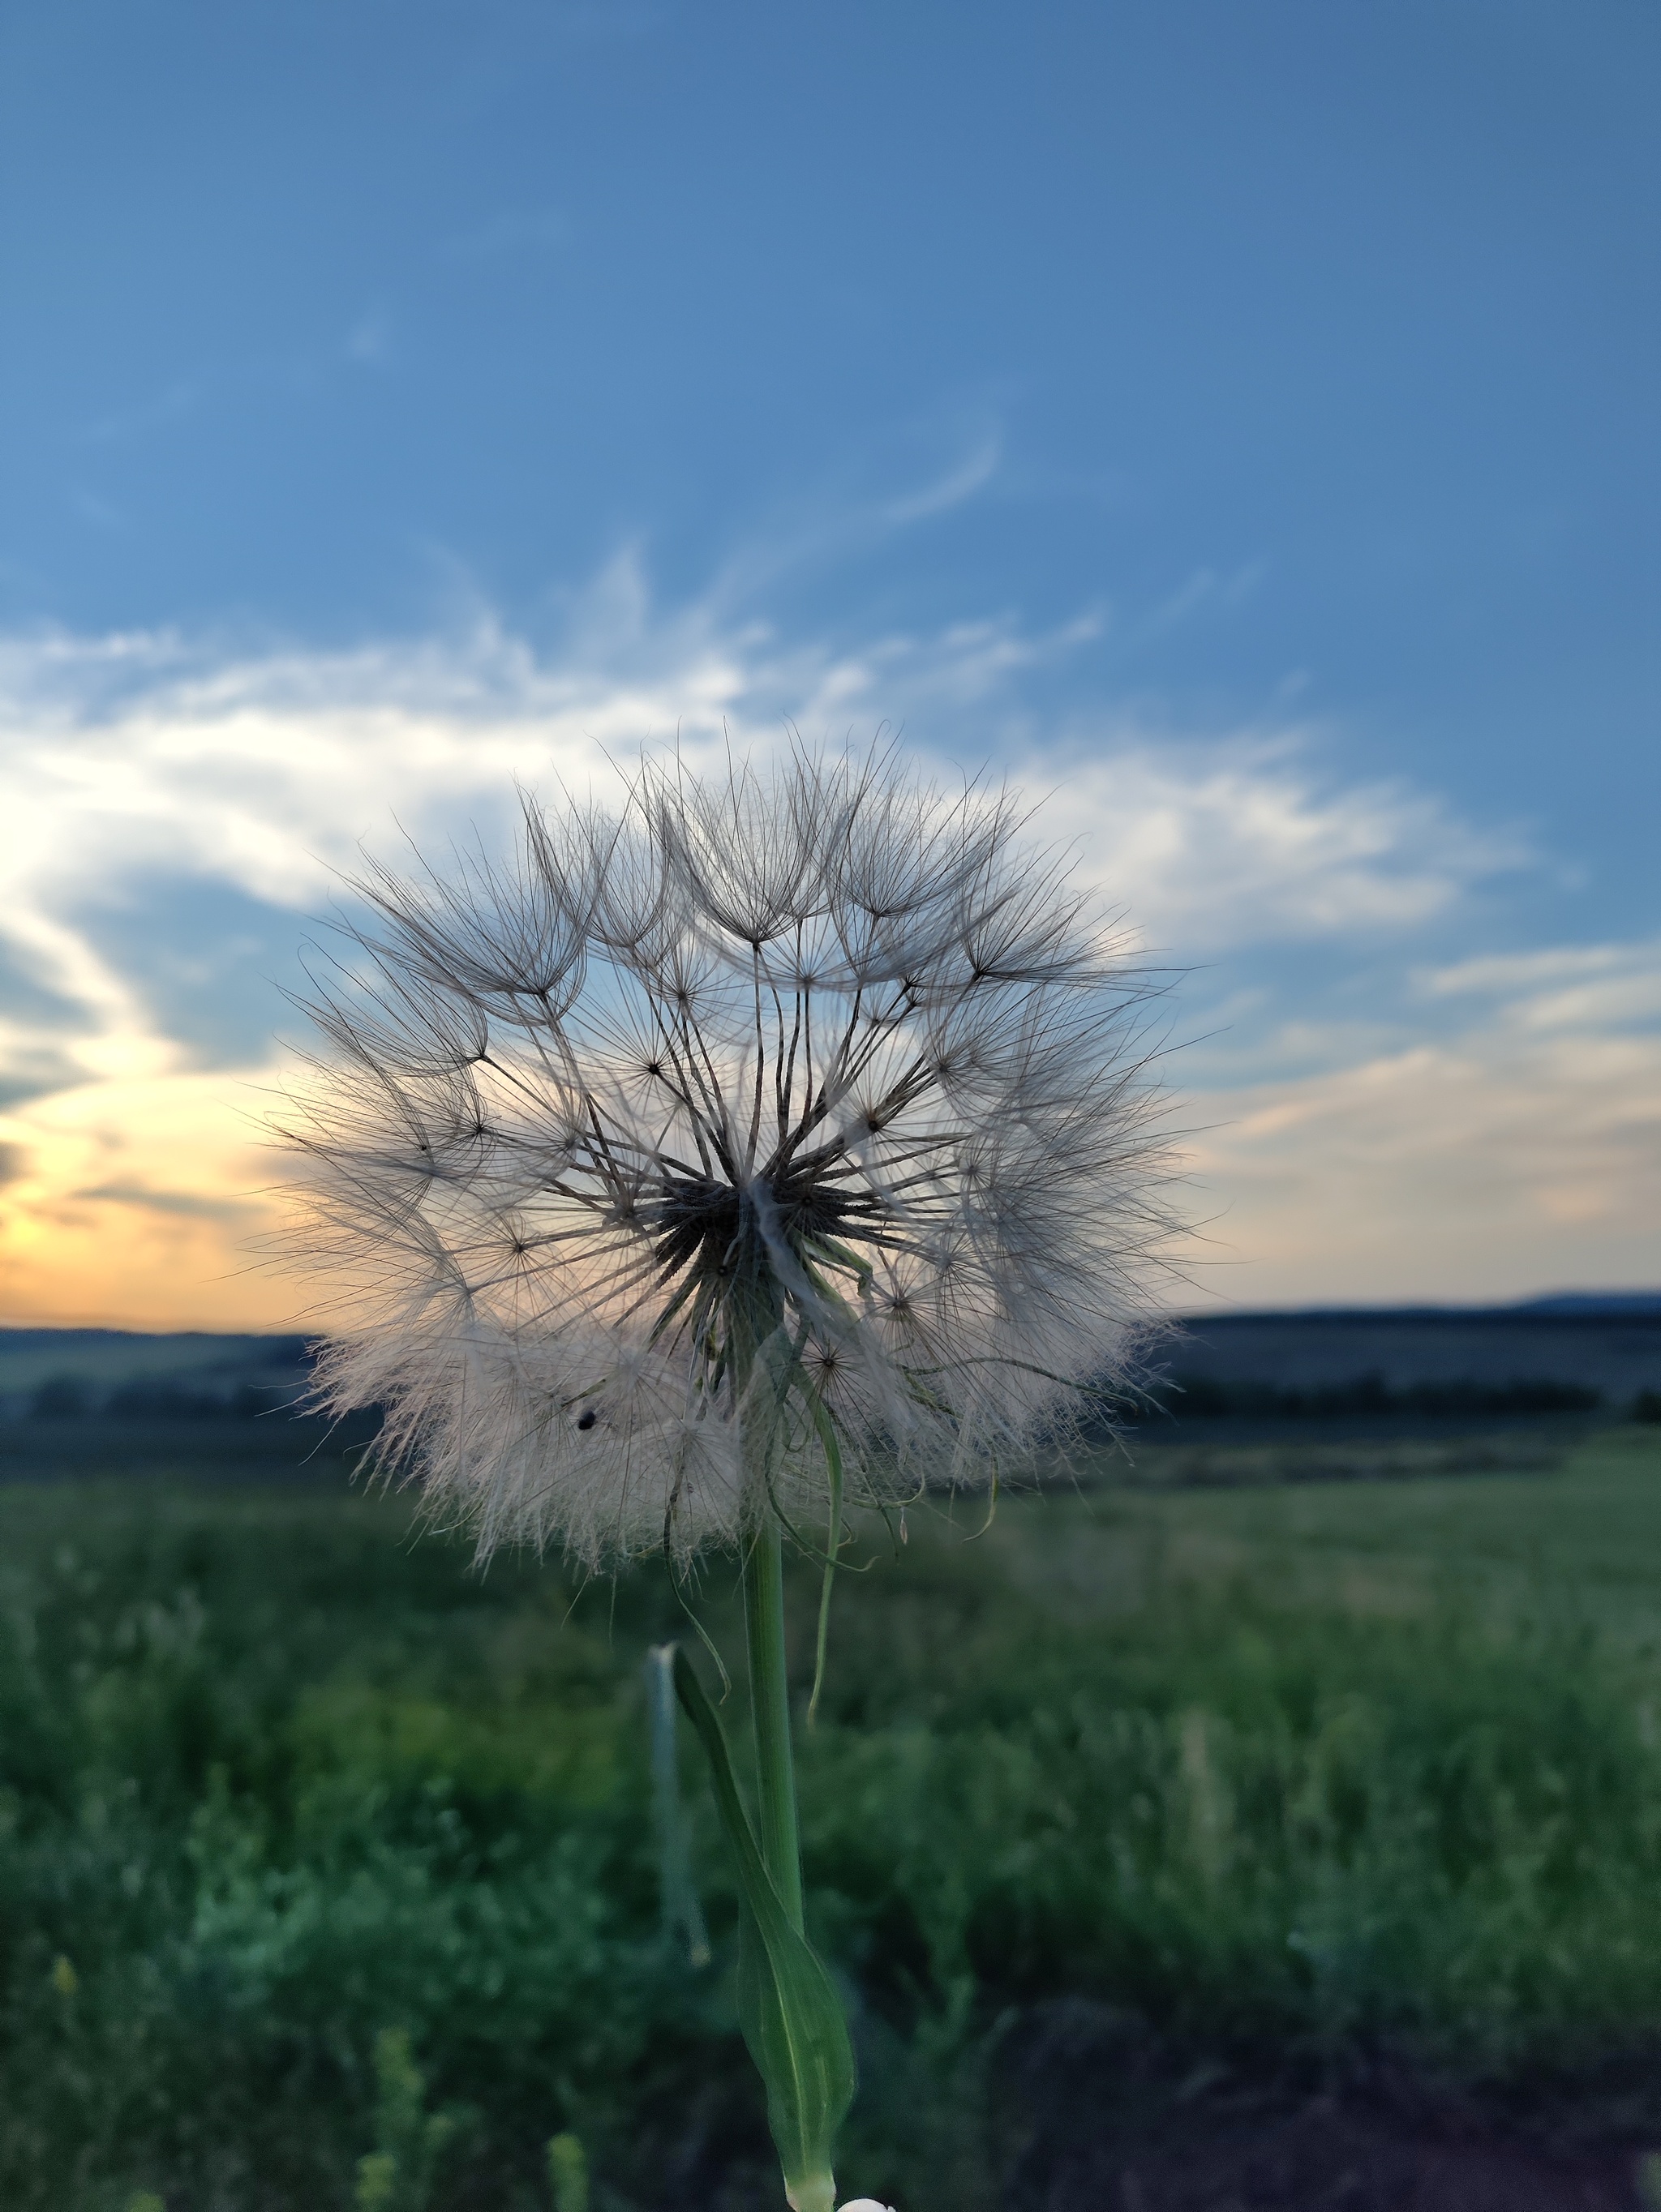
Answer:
[3, 1423, 1661, 2210]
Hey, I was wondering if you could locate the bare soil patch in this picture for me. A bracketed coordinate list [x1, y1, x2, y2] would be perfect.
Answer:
[1001, 2004, 1656, 2212]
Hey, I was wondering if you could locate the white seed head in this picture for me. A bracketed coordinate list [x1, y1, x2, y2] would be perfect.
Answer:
[275, 745, 1182, 1567]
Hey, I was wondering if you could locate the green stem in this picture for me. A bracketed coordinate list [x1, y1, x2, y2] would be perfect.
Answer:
[742, 1514, 805, 1934]
[806, 1398, 844, 1730]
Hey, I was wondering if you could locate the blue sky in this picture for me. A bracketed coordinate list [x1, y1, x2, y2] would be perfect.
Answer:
[0, 0, 1655, 1324]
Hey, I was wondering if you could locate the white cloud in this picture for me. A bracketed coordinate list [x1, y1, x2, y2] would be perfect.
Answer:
[1419, 941, 1661, 1033]
[0, 577, 1621, 1323]
[1191, 945, 1661, 1306]
[0, 578, 1513, 1000]
[1027, 739, 1523, 949]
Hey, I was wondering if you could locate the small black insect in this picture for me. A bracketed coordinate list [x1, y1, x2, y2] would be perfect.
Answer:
[576, 1409, 597, 1431]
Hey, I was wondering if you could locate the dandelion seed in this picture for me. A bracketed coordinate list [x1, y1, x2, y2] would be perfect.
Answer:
[275, 739, 1184, 2212]
[277, 744, 1180, 1568]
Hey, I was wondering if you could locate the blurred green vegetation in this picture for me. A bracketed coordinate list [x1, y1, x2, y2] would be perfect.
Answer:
[2, 1426, 1661, 2208]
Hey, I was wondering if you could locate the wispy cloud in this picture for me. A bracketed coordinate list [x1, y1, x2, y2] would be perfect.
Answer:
[1419, 941, 1661, 1034]
[882, 437, 1002, 525]
[68, 489, 131, 534]
[1138, 560, 1267, 637]
[440, 207, 573, 259]
[1028, 738, 1525, 948]
[345, 307, 393, 365]
[80, 375, 208, 447]
[1192, 991, 1661, 1305]
[76, 1181, 257, 1223]
[0, 569, 1637, 1323]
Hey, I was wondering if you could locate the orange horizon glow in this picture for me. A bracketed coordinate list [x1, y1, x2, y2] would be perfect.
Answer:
[0, 1062, 307, 1333]
[3, 1035, 1659, 1332]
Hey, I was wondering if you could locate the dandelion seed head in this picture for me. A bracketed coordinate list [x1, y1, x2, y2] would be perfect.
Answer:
[277, 744, 1182, 1567]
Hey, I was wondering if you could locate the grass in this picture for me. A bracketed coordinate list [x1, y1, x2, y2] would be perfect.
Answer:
[2, 1423, 1661, 2207]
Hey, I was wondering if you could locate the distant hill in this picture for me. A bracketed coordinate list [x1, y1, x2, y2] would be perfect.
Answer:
[1511, 1291, 1661, 1317]
[1147, 1297, 1661, 1426]
[4, 1298, 1659, 1431]
[1182, 1292, 1661, 1321]
[0, 1329, 311, 1420]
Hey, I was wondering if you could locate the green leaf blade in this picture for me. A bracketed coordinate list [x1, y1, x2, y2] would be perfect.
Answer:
[672, 1648, 856, 2210]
